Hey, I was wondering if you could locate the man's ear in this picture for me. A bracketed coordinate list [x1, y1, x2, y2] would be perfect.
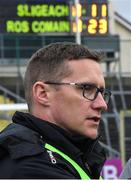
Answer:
[32, 81, 51, 106]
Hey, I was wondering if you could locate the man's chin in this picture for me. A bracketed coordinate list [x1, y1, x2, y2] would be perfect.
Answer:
[85, 132, 98, 139]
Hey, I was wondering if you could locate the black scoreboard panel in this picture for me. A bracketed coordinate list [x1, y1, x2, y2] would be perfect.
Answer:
[0, 0, 108, 35]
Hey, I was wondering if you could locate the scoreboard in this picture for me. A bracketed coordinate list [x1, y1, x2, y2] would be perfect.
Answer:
[0, 0, 109, 35]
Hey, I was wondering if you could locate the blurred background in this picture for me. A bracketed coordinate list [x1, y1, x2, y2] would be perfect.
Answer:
[0, 0, 131, 179]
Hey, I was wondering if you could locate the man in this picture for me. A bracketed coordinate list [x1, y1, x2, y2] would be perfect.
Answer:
[119, 158, 131, 179]
[0, 42, 111, 179]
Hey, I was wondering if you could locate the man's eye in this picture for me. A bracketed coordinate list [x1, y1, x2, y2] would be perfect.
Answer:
[83, 85, 94, 91]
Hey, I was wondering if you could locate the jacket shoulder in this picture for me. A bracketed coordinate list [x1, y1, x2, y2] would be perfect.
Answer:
[0, 124, 78, 179]
[0, 123, 44, 159]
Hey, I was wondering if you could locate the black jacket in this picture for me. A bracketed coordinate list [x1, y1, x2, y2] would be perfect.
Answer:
[0, 111, 106, 179]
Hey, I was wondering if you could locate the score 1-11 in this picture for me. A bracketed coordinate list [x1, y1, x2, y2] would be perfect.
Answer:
[72, 18, 108, 34]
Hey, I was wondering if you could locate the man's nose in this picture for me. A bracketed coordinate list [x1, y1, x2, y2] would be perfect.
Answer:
[92, 92, 108, 111]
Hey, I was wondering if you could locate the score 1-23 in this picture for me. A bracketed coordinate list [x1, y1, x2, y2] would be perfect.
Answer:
[72, 18, 108, 34]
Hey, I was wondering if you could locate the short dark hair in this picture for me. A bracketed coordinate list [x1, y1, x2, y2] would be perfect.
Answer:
[24, 42, 104, 109]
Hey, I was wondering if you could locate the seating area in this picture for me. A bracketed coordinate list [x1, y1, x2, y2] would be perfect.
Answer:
[0, 95, 15, 131]
[0, 119, 10, 132]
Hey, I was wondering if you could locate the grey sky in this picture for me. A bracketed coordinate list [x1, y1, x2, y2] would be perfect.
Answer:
[110, 0, 131, 22]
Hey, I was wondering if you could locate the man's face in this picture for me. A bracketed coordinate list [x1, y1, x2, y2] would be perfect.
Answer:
[50, 59, 108, 139]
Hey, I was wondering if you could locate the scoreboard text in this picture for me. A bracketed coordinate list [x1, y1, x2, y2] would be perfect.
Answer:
[0, 0, 108, 35]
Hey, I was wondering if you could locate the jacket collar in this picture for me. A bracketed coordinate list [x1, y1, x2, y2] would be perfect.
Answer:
[12, 111, 101, 160]
[0, 111, 106, 177]
[0, 111, 106, 168]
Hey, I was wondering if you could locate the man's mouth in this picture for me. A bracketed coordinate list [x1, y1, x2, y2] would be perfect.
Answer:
[86, 117, 101, 123]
